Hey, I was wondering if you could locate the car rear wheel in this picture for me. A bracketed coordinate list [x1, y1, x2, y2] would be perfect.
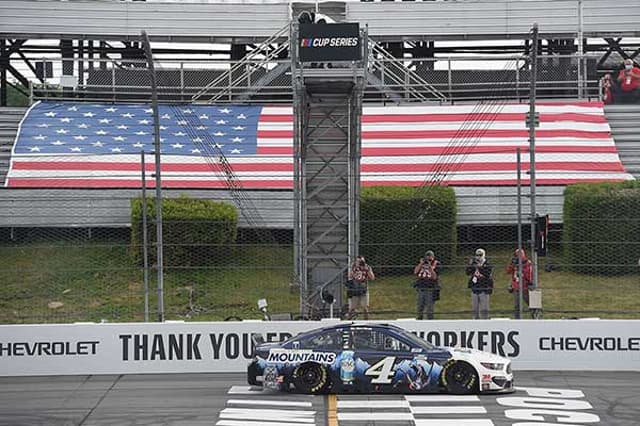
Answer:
[292, 362, 330, 394]
[442, 361, 478, 395]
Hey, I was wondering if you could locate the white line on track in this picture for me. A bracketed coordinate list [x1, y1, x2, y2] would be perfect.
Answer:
[405, 395, 481, 402]
[414, 420, 495, 426]
[216, 421, 316, 426]
[227, 385, 266, 394]
[227, 399, 312, 408]
[410, 405, 488, 414]
[337, 399, 410, 409]
[337, 412, 415, 421]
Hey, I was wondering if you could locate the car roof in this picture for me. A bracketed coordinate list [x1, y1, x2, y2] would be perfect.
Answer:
[305, 322, 407, 335]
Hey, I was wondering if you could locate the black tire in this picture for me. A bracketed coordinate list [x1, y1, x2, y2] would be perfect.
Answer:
[292, 362, 330, 394]
[442, 361, 478, 395]
[247, 360, 261, 386]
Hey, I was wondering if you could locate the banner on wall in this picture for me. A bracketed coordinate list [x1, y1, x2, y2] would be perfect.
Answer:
[0, 320, 638, 376]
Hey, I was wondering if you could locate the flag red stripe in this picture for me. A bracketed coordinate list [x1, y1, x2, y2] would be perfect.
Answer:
[5, 178, 293, 189]
[361, 162, 625, 173]
[7, 177, 627, 189]
[257, 146, 293, 155]
[535, 101, 603, 107]
[258, 114, 293, 122]
[360, 113, 607, 123]
[361, 178, 628, 186]
[11, 160, 624, 173]
[257, 145, 619, 156]
[361, 129, 611, 139]
[257, 129, 611, 139]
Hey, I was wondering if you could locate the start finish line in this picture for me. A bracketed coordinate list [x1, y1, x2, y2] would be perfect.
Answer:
[0, 319, 638, 376]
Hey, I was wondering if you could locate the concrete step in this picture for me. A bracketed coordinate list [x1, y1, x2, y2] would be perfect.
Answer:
[611, 134, 640, 142]
[607, 120, 640, 128]
[605, 105, 640, 113]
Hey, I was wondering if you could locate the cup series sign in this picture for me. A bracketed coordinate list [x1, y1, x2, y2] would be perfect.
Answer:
[298, 22, 361, 63]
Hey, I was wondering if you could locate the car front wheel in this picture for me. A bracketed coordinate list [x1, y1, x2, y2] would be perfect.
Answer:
[442, 361, 478, 395]
[292, 362, 330, 394]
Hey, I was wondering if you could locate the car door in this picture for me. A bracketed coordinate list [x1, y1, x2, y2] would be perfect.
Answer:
[346, 327, 417, 393]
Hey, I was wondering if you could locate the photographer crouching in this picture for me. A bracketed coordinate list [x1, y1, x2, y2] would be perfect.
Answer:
[346, 255, 375, 320]
[465, 248, 494, 319]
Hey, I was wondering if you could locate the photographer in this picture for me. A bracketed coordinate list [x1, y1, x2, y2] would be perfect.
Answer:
[413, 250, 442, 320]
[611, 59, 640, 103]
[506, 248, 533, 318]
[346, 255, 375, 320]
[465, 248, 493, 319]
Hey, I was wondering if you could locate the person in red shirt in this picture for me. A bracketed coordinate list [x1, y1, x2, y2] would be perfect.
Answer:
[612, 59, 640, 103]
[506, 248, 533, 319]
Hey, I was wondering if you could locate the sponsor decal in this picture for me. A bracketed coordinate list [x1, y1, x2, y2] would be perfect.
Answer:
[539, 336, 640, 351]
[414, 330, 520, 357]
[0, 340, 99, 357]
[267, 349, 336, 364]
[298, 22, 361, 62]
[300, 37, 359, 48]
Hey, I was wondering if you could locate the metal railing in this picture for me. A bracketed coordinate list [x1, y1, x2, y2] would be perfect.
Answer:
[29, 53, 603, 105]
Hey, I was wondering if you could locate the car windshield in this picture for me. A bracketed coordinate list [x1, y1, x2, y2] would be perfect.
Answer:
[395, 328, 438, 350]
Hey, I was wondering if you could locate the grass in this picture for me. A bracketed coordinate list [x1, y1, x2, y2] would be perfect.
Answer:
[1, 240, 639, 323]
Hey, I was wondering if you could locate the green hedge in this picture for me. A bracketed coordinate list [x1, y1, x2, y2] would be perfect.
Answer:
[130, 196, 238, 267]
[563, 181, 640, 275]
[360, 186, 457, 273]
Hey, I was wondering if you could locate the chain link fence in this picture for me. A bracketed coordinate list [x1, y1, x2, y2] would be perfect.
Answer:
[3, 47, 638, 324]
[2, 185, 640, 324]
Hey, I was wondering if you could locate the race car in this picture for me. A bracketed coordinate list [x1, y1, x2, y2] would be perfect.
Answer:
[247, 322, 514, 394]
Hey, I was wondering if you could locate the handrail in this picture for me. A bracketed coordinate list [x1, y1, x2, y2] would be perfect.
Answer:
[207, 44, 290, 103]
[191, 23, 290, 102]
[369, 40, 447, 102]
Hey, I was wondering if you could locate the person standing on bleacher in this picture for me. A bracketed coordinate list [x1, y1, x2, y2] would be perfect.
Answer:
[611, 59, 640, 103]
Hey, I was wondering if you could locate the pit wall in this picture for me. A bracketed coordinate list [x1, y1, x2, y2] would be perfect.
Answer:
[1, 319, 638, 376]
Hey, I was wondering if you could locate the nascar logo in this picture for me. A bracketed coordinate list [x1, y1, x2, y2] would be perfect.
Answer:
[300, 37, 359, 48]
[267, 349, 336, 364]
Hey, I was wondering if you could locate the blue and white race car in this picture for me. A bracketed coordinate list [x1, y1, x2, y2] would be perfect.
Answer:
[248, 322, 514, 394]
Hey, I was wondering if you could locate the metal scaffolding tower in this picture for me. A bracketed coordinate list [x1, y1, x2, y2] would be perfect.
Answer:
[291, 23, 367, 318]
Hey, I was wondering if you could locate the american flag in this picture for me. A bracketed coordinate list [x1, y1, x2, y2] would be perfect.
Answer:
[5, 101, 634, 188]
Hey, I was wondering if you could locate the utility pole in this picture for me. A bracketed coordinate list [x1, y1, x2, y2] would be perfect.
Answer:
[141, 31, 164, 322]
[527, 23, 540, 292]
[516, 148, 524, 319]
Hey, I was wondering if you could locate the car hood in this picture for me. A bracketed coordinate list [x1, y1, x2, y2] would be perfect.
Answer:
[443, 346, 509, 363]
[253, 342, 284, 358]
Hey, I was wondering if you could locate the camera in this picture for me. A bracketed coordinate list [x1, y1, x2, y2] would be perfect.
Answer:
[511, 257, 519, 265]
[359, 259, 366, 267]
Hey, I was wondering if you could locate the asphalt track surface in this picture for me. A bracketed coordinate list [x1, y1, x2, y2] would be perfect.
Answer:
[0, 371, 638, 426]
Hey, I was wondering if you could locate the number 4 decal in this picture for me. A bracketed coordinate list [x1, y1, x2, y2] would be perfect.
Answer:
[365, 356, 396, 384]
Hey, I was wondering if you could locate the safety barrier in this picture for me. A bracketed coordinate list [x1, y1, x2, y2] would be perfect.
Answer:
[0, 319, 638, 376]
